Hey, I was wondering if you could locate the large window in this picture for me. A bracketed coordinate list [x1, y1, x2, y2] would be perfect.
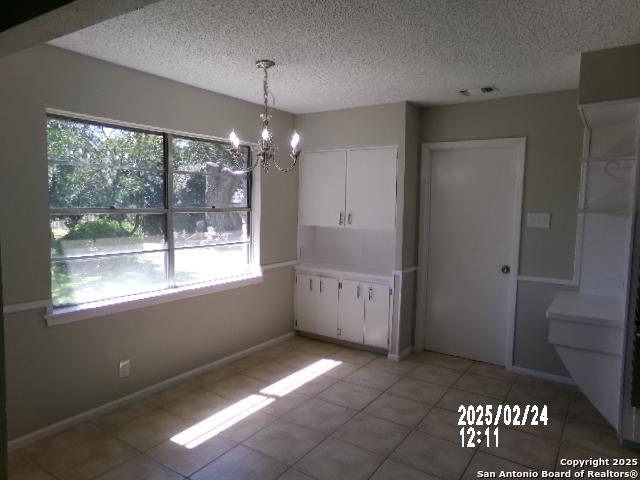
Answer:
[48, 115, 252, 307]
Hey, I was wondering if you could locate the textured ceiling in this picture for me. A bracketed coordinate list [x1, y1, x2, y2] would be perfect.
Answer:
[50, 0, 640, 114]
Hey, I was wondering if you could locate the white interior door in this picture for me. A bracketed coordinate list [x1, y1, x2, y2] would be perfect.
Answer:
[315, 277, 340, 338]
[345, 148, 397, 229]
[295, 274, 315, 333]
[338, 280, 364, 344]
[300, 151, 347, 227]
[364, 283, 390, 349]
[423, 140, 523, 365]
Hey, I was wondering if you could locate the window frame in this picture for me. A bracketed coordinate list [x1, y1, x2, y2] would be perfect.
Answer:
[47, 112, 258, 314]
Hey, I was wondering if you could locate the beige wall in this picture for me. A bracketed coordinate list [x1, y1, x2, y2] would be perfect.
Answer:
[579, 43, 640, 105]
[402, 103, 421, 269]
[0, 45, 297, 439]
[421, 90, 582, 376]
[294, 103, 406, 153]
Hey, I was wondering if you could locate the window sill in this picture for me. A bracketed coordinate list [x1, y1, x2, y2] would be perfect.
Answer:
[45, 270, 264, 326]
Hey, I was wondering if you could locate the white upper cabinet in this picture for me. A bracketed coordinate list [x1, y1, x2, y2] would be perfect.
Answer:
[299, 148, 396, 229]
[345, 148, 397, 229]
[299, 150, 347, 227]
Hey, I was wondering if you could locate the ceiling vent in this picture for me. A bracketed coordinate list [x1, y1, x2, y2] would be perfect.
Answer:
[459, 86, 498, 97]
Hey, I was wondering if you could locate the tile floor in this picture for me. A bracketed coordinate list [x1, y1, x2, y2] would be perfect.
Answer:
[8, 335, 640, 480]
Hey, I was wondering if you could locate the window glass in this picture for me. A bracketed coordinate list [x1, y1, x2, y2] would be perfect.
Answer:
[174, 244, 250, 286]
[173, 212, 248, 248]
[48, 117, 253, 307]
[49, 165, 165, 209]
[47, 117, 163, 169]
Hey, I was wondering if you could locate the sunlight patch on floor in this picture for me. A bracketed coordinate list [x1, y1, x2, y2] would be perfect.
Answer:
[260, 359, 342, 397]
[170, 358, 341, 449]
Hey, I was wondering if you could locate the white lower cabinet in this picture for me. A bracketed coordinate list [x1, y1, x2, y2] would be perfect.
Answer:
[338, 280, 365, 343]
[295, 271, 391, 350]
[363, 283, 391, 349]
[315, 277, 340, 338]
[295, 274, 315, 333]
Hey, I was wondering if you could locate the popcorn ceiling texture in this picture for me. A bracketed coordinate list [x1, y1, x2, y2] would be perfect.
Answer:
[50, 0, 640, 114]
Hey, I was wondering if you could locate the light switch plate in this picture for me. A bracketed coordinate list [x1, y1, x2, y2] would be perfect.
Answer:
[119, 359, 130, 378]
[527, 212, 551, 229]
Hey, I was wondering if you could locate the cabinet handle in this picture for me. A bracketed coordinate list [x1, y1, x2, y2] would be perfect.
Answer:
[320, 280, 323, 293]
[339, 212, 344, 225]
[309, 278, 313, 291]
[348, 212, 353, 225]
[368, 287, 373, 301]
[356, 285, 360, 299]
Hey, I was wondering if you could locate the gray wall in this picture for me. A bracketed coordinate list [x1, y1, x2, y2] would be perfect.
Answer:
[421, 90, 582, 376]
[579, 43, 640, 105]
[398, 104, 421, 351]
[422, 90, 582, 279]
[0, 45, 297, 439]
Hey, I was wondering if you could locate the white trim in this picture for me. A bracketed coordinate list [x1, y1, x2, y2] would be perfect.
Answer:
[8, 331, 296, 450]
[295, 264, 393, 283]
[508, 365, 575, 386]
[300, 145, 398, 155]
[392, 266, 418, 275]
[517, 275, 579, 287]
[45, 272, 264, 326]
[262, 259, 297, 271]
[47, 108, 260, 149]
[415, 137, 526, 370]
[2, 299, 52, 315]
[390, 272, 402, 356]
[387, 345, 414, 362]
[3, 260, 297, 317]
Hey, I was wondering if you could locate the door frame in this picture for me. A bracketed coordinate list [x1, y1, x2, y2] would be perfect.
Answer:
[414, 137, 526, 368]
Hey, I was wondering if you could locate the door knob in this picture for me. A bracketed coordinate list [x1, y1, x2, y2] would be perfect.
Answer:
[501, 265, 511, 274]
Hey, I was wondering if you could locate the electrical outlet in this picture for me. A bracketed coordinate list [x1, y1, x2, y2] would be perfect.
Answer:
[119, 359, 130, 378]
[526, 212, 551, 229]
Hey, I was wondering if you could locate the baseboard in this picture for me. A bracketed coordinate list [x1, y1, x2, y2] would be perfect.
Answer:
[387, 345, 414, 362]
[620, 439, 640, 451]
[509, 365, 575, 385]
[8, 331, 296, 451]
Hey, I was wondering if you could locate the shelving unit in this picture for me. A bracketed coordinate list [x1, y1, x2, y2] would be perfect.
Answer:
[547, 98, 640, 432]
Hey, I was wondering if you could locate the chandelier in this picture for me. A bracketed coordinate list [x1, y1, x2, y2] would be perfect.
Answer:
[228, 60, 300, 173]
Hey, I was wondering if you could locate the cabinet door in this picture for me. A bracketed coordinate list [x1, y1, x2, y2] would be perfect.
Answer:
[345, 148, 397, 229]
[338, 280, 365, 344]
[295, 274, 315, 333]
[300, 151, 347, 227]
[314, 277, 340, 339]
[364, 283, 391, 349]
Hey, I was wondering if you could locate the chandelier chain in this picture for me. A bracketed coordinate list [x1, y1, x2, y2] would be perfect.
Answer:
[228, 59, 300, 174]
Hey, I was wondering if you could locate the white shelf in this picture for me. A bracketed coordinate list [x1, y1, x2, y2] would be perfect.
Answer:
[546, 291, 625, 329]
[295, 263, 393, 283]
[580, 98, 640, 128]
[579, 156, 636, 163]
[578, 208, 632, 216]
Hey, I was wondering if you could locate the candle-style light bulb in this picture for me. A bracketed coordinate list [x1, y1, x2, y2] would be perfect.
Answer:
[229, 130, 240, 148]
[261, 127, 270, 141]
[290, 131, 300, 150]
